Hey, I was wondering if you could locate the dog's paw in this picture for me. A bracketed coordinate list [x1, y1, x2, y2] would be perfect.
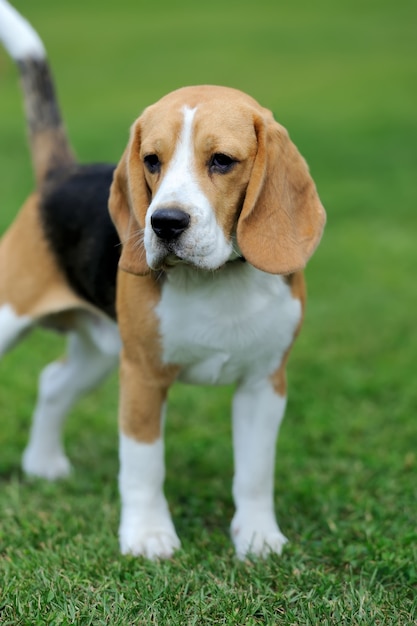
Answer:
[119, 504, 180, 560]
[231, 511, 288, 560]
[119, 523, 180, 560]
[22, 447, 72, 480]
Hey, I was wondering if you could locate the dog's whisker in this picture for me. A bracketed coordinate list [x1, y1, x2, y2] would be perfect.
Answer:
[121, 228, 144, 246]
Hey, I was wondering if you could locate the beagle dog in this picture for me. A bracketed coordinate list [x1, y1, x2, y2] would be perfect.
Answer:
[0, 0, 326, 560]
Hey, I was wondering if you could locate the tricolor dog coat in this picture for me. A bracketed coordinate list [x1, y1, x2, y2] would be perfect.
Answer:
[0, 0, 326, 559]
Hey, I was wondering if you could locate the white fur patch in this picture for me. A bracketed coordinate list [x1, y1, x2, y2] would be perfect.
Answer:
[118, 431, 180, 559]
[231, 380, 288, 558]
[144, 106, 232, 271]
[156, 263, 301, 386]
[0, 0, 45, 60]
[0, 303, 32, 356]
[78, 312, 121, 356]
[22, 313, 119, 480]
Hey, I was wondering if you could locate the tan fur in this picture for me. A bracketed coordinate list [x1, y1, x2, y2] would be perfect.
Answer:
[116, 270, 179, 442]
[108, 143, 150, 276]
[0, 193, 89, 323]
[270, 272, 306, 396]
[31, 128, 75, 186]
[237, 113, 326, 275]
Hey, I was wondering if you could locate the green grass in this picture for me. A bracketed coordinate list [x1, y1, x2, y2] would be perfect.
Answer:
[1, 0, 416, 623]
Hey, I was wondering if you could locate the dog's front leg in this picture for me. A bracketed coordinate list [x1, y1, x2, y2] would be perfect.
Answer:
[231, 377, 288, 559]
[118, 352, 180, 559]
[116, 272, 180, 559]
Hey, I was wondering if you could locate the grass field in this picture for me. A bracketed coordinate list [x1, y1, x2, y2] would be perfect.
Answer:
[1, 0, 416, 623]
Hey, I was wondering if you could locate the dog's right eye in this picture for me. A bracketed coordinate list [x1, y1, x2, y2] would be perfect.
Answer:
[209, 153, 237, 174]
[144, 154, 161, 174]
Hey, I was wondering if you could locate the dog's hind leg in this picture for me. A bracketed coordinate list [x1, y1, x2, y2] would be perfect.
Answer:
[0, 304, 33, 356]
[22, 313, 120, 480]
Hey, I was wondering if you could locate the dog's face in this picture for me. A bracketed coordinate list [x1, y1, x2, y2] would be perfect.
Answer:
[109, 86, 326, 276]
[140, 98, 258, 272]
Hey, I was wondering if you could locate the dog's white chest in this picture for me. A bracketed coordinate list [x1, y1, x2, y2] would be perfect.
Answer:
[156, 264, 302, 386]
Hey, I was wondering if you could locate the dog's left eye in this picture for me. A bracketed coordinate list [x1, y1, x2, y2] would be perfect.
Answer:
[144, 154, 161, 174]
[209, 153, 237, 174]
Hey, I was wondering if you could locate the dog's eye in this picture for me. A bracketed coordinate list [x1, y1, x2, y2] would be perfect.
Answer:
[144, 154, 161, 174]
[209, 153, 237, 174]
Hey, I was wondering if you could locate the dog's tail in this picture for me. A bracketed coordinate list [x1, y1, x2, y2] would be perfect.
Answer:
[0, 0, 75, 185]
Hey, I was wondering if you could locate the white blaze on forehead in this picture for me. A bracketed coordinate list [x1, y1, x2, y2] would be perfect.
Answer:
[151, 106, 199, 207]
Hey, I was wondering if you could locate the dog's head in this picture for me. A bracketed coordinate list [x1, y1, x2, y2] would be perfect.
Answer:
[109, 85, 326, 276]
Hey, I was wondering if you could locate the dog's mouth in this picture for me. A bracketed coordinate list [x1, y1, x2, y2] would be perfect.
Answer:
[149, 245, 192, 271]
[147, 232, 240, 273]
[155, 251, 246, 274]
[161, 254, 185, 269]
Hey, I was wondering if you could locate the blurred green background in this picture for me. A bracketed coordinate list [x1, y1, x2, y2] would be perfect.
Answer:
[0, 0, 416, 621]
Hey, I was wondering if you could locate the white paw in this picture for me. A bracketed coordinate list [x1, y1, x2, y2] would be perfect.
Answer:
[119, 522, 180, 560]
[22, 447, 72, 480]
[231, 511, 288, 559]
[119, 500, 180, 560]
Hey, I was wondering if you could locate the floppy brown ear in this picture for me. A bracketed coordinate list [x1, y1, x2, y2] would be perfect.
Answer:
[108, 122, 150, 276]
[236, 112, 326, 275]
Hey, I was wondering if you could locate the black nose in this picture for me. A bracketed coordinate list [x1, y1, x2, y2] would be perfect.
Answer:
[151, 208, 190, 240]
